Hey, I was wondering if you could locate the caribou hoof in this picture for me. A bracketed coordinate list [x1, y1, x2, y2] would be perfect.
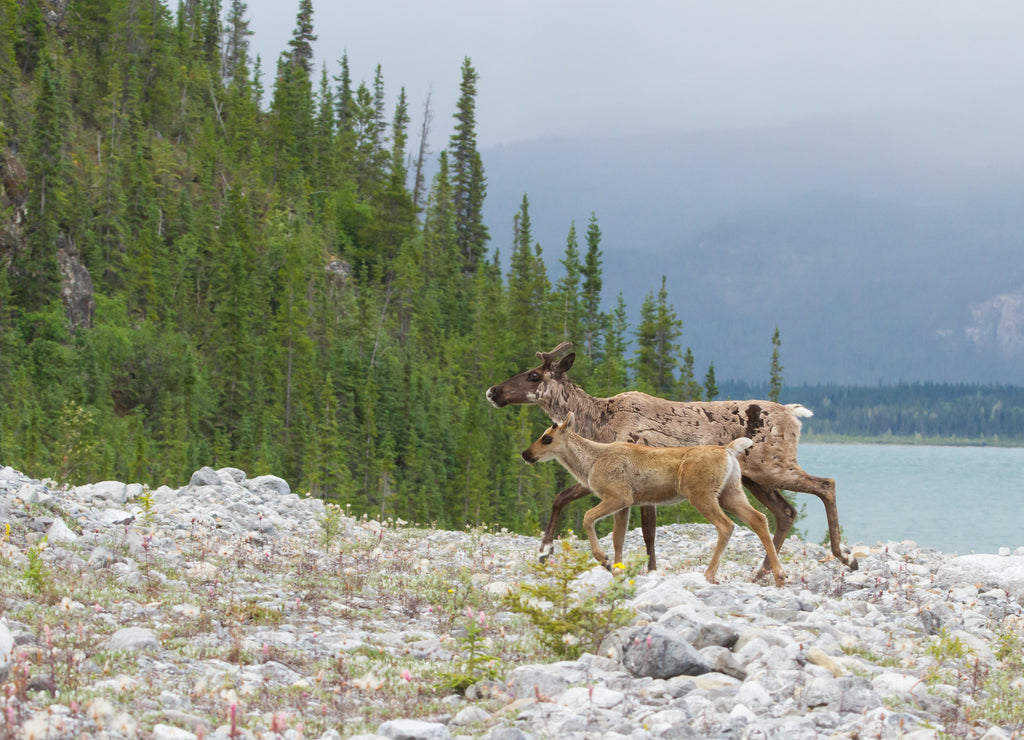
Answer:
[538, 542, 553, 563]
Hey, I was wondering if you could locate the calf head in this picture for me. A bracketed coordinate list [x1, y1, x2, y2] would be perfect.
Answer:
[486, 341, 575, 408]
[521, 412, 576, 464]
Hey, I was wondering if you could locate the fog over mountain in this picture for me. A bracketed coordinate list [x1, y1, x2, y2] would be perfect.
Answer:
[481, 113, 1024, 385]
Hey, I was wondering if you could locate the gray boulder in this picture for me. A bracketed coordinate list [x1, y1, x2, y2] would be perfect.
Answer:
[377, 719, 451, 739]
[621, 624, 713, 679]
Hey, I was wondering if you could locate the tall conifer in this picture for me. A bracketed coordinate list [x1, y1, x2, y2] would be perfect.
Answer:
[633, 276, 682, 398]
[449, 57, 488, 271]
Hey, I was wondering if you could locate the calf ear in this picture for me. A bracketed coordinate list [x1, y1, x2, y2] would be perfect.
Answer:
[561, 411, 576, 430]
[552, 352, 575, 375]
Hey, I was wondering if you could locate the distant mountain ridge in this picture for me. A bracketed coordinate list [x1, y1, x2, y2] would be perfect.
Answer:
[481, 115, 1024, 384]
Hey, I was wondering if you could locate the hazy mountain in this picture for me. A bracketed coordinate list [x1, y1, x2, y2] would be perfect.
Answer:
[481, 114, 1024, 384]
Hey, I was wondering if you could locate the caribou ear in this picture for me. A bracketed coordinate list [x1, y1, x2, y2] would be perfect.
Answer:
[551, 352, 575, 375]
[536, 341, 573, 365]
[560, 411, 575, 430]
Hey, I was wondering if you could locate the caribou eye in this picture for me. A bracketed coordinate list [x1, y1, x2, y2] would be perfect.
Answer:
[527, 371, 541, 382]
[541, 435, 553, 445]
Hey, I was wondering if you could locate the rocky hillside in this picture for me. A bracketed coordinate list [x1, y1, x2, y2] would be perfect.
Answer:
[2, 464, 1024, 739]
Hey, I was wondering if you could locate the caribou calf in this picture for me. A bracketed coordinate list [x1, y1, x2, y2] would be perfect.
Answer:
[521, 412, 787, 587]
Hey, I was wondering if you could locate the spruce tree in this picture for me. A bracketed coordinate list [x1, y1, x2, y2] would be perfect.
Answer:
[633, 276, 682, 398]
[680, 347, 702, 401]
[286, 0, 316, 75]
[704, 362, 719, 401]
[556, 221, 583, 343]
[14, 53, 67, 313]
[769, 326, 783, 402]
[221, 0, 253, 87]
[333, 52, 354, 133]
[449, 57, 488, 271]
[580, 213, 605, 360]
[592, 291, 630, 396]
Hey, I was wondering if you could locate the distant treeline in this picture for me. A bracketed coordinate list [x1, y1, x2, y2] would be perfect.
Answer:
[720, 382, 1024, 444]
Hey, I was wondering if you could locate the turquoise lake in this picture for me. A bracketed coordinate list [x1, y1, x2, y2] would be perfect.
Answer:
[789, 443, 1024, 556]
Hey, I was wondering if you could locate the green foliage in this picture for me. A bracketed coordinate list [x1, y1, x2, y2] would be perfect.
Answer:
[135, 485, 156, 526]
[318, 501, 347, 550]
[54, 400, 97, 486]
[633, 275, 683, 399]
[437, 606, 501, 693]
[504, 539, 638, 660]
[922, 627, 1024, 738]
[22, 536, 48, 593]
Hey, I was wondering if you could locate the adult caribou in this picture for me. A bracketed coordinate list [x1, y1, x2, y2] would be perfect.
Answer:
[486, 342, 857, 579]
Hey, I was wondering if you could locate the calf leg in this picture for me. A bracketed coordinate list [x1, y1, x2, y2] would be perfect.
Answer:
[772, 469, 858, 571]
[582, 494, 630, 569]
[686, 495, 735, 584]
[720, 482, 787, 587]
[539, 482, 591, 562]
[612, 507, 630, 566]
[744, 478, 797, 582]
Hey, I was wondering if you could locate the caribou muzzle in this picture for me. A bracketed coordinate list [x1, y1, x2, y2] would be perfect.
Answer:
[485, 386, 508, 408]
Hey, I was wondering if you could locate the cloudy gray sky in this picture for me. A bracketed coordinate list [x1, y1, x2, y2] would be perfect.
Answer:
[244, 1, 1024, 154]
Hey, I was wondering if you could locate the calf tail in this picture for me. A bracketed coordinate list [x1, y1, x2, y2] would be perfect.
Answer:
[726, 437, 754, 456]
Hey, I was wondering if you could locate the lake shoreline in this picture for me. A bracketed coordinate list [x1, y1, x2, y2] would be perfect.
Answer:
[801, 433, 1024, 448]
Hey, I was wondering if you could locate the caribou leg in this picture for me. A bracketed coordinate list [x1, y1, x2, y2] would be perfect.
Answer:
[772, 469, 858, 571]
[743, 478, 797, 582]
[639, 504, 657, 571]
[538, 482, 591, 562]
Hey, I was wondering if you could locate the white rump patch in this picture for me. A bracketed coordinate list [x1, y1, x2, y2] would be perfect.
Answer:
[786, 404, 814, 418]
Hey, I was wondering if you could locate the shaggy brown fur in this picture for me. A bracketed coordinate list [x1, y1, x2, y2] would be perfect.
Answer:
[521, 413, 786, 587]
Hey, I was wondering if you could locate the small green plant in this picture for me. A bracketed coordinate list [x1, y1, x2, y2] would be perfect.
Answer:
[924, 628, 970, 684]
[318, 502, 346, 550]
[438, 606, 500, 693]
[54, 400, 97, 486]
[22, 536, 49, 593]
[505, 539, 639, 660]
[136, 485, 156, 525]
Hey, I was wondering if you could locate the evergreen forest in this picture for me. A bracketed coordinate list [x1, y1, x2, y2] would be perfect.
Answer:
[1, 2, 1021, 538]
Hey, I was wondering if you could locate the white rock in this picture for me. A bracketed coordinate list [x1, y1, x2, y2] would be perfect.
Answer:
[872, 672, 926, 701]
[47, 518, 78, 542]
[451, 705, 490, 726]
[377, 719, 451, 739]
[106, 627, 160, 651]
[91, 480, 129, 504]
[736, 680, 772, 707]
[0, 622, 14, 682]
[98, 509, 135, 526]
[152, 725, 197, 740]
[940, 554, 1024, 596]
[557, 685, 624, 710]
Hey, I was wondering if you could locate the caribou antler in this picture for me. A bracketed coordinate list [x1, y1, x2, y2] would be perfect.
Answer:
[536, 341, 573, 363]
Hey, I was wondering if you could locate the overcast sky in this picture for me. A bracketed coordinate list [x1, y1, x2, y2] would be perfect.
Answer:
[243, 1, 1024, 155]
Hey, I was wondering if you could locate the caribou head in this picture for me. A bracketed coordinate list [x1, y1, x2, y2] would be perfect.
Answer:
[485, 342, 575, 408]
